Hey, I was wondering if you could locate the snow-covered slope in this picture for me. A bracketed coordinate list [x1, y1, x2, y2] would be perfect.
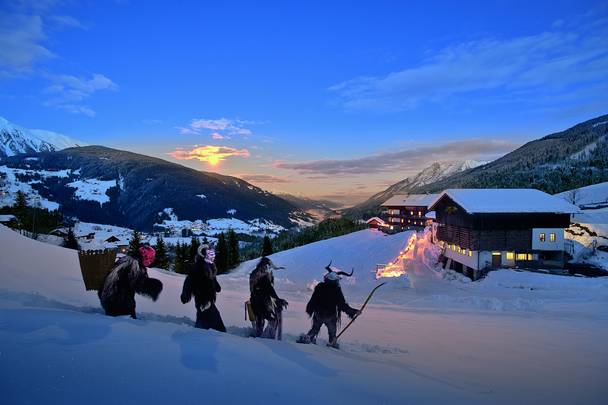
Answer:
[556, 181, 608, 209]
[1, 225, 607, 404]
[0, 117, 84, 157]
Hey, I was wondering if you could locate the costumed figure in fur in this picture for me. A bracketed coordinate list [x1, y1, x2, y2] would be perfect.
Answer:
[249, 257, 288, 339]
[298, 261, 359, 348]
[181, 244, 226, 332]
[98, 244, 163, 319]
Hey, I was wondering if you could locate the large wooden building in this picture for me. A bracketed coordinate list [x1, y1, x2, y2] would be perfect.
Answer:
[429, 189, 578, 279]
[381, 194, 438, 231]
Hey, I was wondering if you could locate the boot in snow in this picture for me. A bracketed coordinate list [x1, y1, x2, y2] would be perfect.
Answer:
[297, 334, 314, 344]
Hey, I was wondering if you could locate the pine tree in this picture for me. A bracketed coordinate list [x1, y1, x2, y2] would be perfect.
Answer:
[227, 229, 240, 269]
[154, 235, 170, 269]
[128, 229, 142, 256]
[14, 190, 28, 229]
[215, 232, 229, 274]
[261, 235, 273, 257]
[189, 236, 200, 262]
[173, 241, 187, 274]
[63, 228, 79, 250]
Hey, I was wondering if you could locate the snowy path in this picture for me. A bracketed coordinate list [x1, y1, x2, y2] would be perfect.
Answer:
[1, 225, 607, 404]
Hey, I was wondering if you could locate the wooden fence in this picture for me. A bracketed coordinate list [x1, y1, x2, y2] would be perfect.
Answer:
[78, 249, 117, 291]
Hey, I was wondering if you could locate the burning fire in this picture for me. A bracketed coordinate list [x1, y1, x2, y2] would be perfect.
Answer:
[375, 233, 417, 279]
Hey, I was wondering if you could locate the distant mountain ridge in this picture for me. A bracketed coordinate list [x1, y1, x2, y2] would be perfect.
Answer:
[1, 145, 302, 231]
[346, 114, 608, 218]
[346, 160, 486, 217]
[413, 114, 608, 195]
[0, 117, 84, 158]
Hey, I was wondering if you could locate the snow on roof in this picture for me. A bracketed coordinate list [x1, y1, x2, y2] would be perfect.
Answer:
[0, 214, 16, 222]
[425, 211, 436, 219]
[381, 194, 439, 207]
[429, 189, 579, 214]
[366, 216, 386, 224]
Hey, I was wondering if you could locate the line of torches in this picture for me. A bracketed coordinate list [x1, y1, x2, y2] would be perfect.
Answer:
[375, 233, 418, 279]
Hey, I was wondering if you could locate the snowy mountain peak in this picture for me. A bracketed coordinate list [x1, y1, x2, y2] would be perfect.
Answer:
[0, 117, 84, 158]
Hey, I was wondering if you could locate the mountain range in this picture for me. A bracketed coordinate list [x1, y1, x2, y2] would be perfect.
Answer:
[1, 145, 305, 231]
[346, 114, 608, 218]
[0, 117, 84, 158]
[345, 160, 485, 217]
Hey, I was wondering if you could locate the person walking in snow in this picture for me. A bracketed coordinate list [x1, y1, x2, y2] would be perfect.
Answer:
[98, 244, 163, 319]
[249, 257, 288, 339]
[298, 262, 359, 349]
[181, 244, 226, 332]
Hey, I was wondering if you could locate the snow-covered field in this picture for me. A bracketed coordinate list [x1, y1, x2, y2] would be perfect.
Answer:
[67, 178, 117, 205]
[1, 225, 607, 404]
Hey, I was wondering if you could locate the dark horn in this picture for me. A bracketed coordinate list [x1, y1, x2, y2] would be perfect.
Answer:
[337, 268, 354, 277]
[325, 260, 333, 272]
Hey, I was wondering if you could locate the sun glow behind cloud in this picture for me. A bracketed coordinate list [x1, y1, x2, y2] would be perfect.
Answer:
[168, 145, 250, 166]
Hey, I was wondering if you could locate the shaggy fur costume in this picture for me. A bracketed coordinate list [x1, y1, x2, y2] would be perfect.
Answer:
[304, 280, 358, 344]
[181, 254, 226, 332]
[249, 260, 287, 338]
[98, 255, 163, 318]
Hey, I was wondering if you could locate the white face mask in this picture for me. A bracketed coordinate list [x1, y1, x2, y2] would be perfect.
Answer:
[205, 249, 216, 264]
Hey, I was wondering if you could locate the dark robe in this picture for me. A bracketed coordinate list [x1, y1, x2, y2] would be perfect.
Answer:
[181, 255, 226, 332]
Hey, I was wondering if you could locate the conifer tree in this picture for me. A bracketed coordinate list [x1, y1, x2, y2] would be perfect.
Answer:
[154, 235, 170, 269]
[227, 229, 240, 268]
[189, 236, 200, 262]
[215, 232, 229, 274]
[128, 229, 142, 256]
[261, 235, 273, 257]
[14, 190, 28, 229]
[63, 228, 80, 250]
[173, 241, 187, 274]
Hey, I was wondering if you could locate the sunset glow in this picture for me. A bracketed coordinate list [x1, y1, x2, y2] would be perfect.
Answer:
[168, 145, 250, 166]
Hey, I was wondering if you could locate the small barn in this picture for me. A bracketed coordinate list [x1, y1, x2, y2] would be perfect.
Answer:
[366, 217, 388, 229]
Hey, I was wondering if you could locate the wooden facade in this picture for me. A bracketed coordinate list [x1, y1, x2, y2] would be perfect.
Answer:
[434, 195, 570, 252]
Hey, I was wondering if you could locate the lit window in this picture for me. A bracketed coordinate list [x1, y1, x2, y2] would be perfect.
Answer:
[462, 248, 467, 255]
[457, 246, 461, 253]
[528, 253, 534, 260]
[506, 252, 514, 260]
[516, 253, 527, 260]
[550, 233, 556, 242]
[468, 250, 473, 257]
[418, 211, 422, 216]
[539, 233, 545, 242]
[452, 245, 456, 251]
[410, 211, 414, 216]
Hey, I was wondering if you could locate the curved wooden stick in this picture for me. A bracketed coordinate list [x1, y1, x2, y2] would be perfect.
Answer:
[336, 282, 386, 340]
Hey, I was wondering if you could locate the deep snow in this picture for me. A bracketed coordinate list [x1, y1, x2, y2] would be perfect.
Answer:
[1, 225, 607, 404]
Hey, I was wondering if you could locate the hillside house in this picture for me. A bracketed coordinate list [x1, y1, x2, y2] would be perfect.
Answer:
[366, 217, 388, 229]
[381, 194, 438, 231]
[429, 189, 578, 280]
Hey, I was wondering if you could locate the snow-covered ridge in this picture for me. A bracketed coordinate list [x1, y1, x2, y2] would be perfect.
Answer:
[0, 116, 84, 158]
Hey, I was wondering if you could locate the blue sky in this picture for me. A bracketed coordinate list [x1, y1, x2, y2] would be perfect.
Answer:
[1, 0, 607, 204]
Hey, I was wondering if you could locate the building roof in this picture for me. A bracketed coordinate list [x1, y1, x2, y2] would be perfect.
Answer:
[0, 214, 16, 222]
[381, 194, 439, 208]
[366, 216, 386, 225]
[429, 189, 579, 214]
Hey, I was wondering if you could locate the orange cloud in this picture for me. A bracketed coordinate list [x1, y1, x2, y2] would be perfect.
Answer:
[169, 145, 250, 166]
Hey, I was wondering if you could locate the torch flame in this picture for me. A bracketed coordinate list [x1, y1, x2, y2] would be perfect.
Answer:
[375, 233, 418, 279]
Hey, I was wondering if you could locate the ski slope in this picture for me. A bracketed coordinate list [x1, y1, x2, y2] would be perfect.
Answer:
[1, 225, 607, 404]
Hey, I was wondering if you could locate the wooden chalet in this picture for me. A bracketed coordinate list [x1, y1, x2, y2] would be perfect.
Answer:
[429, 189, 578, 279]
[381, 194, 438, 230]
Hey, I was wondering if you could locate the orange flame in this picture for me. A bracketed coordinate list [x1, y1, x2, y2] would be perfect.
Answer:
[375, 233, 417, 279]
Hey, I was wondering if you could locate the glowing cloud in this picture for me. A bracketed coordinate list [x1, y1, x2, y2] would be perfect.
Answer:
[169, 145, 250, 166]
